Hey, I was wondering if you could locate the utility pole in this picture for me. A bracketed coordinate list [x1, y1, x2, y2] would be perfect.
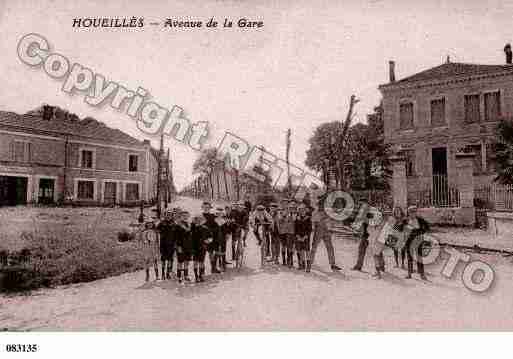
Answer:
[164, 147, 170, 209]
[156, 133, 163, 219]
[337, 94, 359, 190]
[286, 129, 292, 197]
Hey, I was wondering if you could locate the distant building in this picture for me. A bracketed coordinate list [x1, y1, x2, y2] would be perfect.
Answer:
[0, 105, 169, 206]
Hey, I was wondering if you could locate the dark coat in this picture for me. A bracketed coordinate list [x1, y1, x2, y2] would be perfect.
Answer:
[175, 222, 192, 255]
[295, 215, 312, 237]
[157, 220, 175, 256]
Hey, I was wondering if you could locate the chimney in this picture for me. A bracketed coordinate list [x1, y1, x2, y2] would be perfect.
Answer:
[504, 43, 512, 64]
[389, 60, 396, 82]
[42, 105, 53, 121]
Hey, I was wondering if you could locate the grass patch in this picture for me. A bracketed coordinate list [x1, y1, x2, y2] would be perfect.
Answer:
[0, 207, 147, 293]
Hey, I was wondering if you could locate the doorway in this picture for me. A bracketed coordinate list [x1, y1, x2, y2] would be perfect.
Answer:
[38, 178, 55, 204]
[0, 176, 28, 206]
[432, 147, 449, 206]
[104, 182, 117, 205]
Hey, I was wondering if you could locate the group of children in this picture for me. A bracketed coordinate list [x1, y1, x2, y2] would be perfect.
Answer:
[136, 196, 345, 284]
[136, 196, 429, 285]
[137, 201, 250, 284]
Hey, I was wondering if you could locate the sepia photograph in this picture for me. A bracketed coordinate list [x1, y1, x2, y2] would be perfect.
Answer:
[1, 0, 513, 352]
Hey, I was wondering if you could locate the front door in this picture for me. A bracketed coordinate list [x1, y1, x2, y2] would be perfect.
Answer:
[38, 178, 55, 204]
[432, 147, 448, 206]
[104, 182, 117, 205]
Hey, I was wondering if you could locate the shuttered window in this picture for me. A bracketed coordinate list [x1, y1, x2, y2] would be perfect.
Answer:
[128, 154, 138, 172]
[399, 102, 414, 129]
[126, 183, 140, 201]
[464, 94, 480, 123]
[12, 141, 31, 163]
[80, 150, 93, 168]
[77, 181, 95, 200]
[484, 91, 501, 122]
[430, 98, 446, 127]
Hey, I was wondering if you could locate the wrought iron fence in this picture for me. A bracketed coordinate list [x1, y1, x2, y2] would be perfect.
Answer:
[408, 175, 460, 208]
[475, 183, 513, 211]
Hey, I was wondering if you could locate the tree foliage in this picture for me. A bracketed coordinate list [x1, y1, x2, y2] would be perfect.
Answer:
[305, 103, 391, 190]
[494, 119, 513, 184]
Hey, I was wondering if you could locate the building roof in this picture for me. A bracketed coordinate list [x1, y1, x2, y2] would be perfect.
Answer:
[382, 62, 513, 88]
[0, 109, 145, 147]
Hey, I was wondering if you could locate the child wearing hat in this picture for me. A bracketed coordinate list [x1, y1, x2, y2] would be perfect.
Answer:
[175, 211, 192, 283]
[191, 215, 210, 282]
[138, 221, 160, 282]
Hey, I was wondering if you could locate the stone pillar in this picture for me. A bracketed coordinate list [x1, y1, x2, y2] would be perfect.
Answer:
[455, 152, 475, 226]
[390, 155, 407, 211]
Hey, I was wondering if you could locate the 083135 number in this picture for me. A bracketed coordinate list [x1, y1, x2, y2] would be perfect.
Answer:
[5, 344, 38, 353]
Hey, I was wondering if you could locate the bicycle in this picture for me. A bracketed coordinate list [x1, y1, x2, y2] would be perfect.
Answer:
[255, 221, 273, 266]
[233, 223, 248, 270]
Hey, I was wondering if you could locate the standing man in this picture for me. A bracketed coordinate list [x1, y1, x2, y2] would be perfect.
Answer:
[405, 205, 429, 280]
[244, 195, 253, 214]
[351, 202, 372, 271]
[307, 194, 342, 273]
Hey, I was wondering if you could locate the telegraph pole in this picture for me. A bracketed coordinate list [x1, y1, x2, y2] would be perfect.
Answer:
[156, 134, 163, 219]
[337, 95, 359, 190]
[286, 129, 291, 196]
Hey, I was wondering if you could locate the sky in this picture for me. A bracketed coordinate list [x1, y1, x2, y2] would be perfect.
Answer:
[1, 0, 513, 190]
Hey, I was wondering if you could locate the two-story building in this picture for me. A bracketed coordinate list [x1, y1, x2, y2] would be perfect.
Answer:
[0, 105, 164, 206]
[379, 50, 513, 213]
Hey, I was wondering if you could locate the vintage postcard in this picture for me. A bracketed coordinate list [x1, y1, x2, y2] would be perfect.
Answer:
[1, 0, 513, 349]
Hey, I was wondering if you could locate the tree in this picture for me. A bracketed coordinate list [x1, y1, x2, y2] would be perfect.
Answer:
[493, 119, 513, 184]
[192, 147, 220, 199]
[305, 102, 390, 191]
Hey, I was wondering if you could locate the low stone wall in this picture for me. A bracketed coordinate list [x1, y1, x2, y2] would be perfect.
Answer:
[487, 211, 513, 237]
[417, 207, 475, 226]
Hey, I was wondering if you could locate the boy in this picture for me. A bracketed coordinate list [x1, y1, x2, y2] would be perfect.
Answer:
[295, 203, 312, 270]
[157, 210, 176, 280]
[269, 203, 281, 265]
[138, 221, 160, 282]
[175, 210, 192, 283]
[249, 204, 274, 266]
[214, 206, 230, 272]
[201, 201, 220, 274]
[191, 215, 210, 282]
[277, 203, 297, 268]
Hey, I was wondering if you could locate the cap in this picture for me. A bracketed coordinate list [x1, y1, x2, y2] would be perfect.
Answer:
[256, 204, 265, 210]
[407, 205, 418, 212]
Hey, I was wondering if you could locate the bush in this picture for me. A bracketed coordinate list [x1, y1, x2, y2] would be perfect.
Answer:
[0, 228, 146, 293]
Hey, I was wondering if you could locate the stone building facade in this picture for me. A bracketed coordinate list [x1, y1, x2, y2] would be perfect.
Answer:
[0, 106, 165, 206]
[379, 53, 513, 224]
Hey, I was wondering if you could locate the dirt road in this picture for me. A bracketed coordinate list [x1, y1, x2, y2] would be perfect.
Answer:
[2, 197, 513, 331]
